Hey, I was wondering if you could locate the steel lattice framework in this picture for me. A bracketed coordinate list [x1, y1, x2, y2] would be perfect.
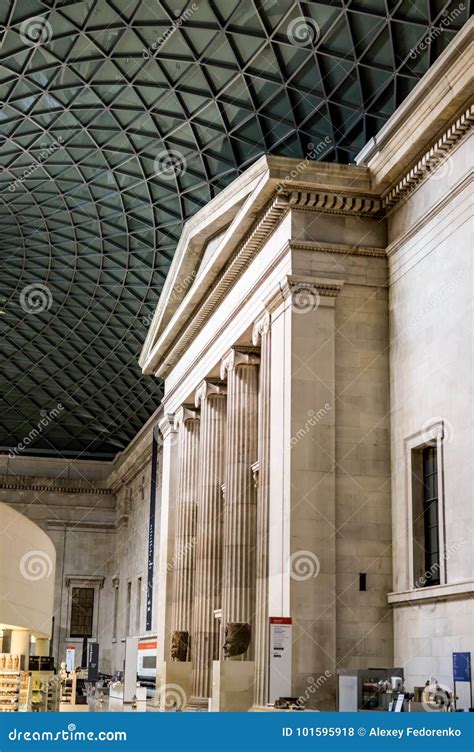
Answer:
[0, 0, 470, 458]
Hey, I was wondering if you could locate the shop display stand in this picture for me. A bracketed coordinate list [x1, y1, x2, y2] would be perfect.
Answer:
[31, 672, 60, 712]
[0, 671, 31, 712]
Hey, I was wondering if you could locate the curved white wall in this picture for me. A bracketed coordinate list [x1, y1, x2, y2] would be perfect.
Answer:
[0, 501, 56, 637]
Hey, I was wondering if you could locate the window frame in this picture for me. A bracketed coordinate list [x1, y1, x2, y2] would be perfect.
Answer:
[405, 421, 447, 590]
[69, 586, 95, 638]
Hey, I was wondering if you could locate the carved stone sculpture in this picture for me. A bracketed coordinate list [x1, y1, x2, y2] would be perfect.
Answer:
[223, 622, 251, 657]
[170, 630, 189, 661]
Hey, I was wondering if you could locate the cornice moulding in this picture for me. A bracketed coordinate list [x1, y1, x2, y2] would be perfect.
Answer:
[288, 240, 386, 258]
[355, 19, 473, 191]
[0, 476, 113, 495]
[383, 105, 473, 207]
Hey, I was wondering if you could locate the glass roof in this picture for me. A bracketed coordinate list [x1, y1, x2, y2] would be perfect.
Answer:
[0, 0, 469, 458]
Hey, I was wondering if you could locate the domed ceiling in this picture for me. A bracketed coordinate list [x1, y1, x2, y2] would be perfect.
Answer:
[0, 0, 470, 458]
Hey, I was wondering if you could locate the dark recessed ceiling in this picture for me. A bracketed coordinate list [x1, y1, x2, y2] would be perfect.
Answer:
[0, 0, 470, 458]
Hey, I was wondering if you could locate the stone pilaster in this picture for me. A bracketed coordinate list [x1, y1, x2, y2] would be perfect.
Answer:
[220, 347, 260, 660]
[190, 380, 227, 704]
[171, 405, 200, 661]
[267, 275, 343, 708]
[252, 311, 271, 706]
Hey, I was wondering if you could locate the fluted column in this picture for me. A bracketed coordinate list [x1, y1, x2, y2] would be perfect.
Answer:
[252, 312, 271, 705]
[190, 380, 227, 703]
[170, 405, 200, 661]
[220, 347, 260, 660]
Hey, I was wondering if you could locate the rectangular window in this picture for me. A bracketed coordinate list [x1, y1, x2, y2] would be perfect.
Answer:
[411, 445, 441, 587]
[70, 587, 94, 638]
[422, 446, 440, 585]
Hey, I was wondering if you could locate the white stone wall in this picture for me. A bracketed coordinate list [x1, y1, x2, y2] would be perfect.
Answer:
[388, 132, 473, 694]
[0, 466, 116, 673]
[0, 429, 162, 677]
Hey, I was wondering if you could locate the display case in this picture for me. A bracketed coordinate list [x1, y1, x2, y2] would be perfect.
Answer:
[337, 668, 405, 712]
[31, 672, 61, 712]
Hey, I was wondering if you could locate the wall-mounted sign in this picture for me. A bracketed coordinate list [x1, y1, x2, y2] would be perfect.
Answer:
[87, 642, 100, 682]
[269, 617, 292, 704]
[146, 432, 159, 631]
[66, 646, 75, 673]
[453, 652, 471, 682]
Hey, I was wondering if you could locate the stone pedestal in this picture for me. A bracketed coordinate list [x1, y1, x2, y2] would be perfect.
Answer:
[211, 660, 255, 712]
[220, 348, 260, 661]
[190, 380, 227, 705]
[154, 661, 192, 711]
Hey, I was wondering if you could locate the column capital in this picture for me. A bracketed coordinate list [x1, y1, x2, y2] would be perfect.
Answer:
[174, 404, 200, 431]
[220, 347, 260, 380]
[158, 413, 177, 440]
[195, 379, 227, 407]
[265, 275, 344, 314]
[252, 311, 271, 345]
